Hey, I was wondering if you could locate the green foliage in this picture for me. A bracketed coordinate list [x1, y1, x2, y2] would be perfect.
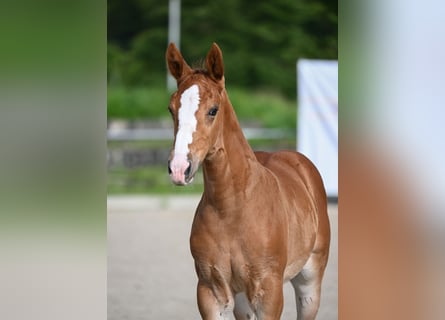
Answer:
[107, 85, 297, 129]
[226, 87, 296, 129]
[107, 86, 170, 119]
[107, 0, 337, 99]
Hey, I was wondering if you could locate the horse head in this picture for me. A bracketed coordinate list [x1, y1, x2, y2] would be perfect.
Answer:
[166, 43, 227, 185]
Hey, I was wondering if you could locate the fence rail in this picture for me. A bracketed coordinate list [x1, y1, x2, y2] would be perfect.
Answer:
[107, 127, 296, 169]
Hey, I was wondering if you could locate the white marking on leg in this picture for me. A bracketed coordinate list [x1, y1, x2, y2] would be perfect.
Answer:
[170, 84, 200, 184]
[217, 300, 235, 320]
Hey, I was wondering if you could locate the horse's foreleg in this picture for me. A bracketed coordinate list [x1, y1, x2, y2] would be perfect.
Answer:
[197, 281, 233, 320]
[248, 276, 284, 320]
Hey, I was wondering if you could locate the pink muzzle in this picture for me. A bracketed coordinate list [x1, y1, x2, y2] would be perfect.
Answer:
[168, 155, 192, 185]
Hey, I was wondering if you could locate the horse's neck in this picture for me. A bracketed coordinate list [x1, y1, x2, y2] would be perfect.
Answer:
[202, 98, 258, 208]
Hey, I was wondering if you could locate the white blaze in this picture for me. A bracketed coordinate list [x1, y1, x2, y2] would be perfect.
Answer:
[174, 84, 200, 157]
[170, 84, 200, 184]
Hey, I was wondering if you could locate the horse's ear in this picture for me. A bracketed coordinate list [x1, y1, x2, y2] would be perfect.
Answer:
[166, 43, 192, 81]
[206, 43, 224, 82]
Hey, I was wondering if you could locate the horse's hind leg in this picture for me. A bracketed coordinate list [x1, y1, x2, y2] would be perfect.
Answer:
[290, 252, 328, 320]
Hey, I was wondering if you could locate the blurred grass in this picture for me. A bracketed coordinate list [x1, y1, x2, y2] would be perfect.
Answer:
[108, 85, 296, 129]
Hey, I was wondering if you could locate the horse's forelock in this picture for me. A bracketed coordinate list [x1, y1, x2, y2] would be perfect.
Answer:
[191, 59, 207, 72]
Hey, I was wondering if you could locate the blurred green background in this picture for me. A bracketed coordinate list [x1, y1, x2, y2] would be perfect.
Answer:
[107, 0, 337, 194]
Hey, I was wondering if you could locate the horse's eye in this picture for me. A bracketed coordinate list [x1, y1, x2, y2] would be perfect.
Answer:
[208, 106, 219, 117]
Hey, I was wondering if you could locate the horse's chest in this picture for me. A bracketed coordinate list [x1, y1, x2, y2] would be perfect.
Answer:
[191, 203, 288, 288]
[191, 225, 283, 291]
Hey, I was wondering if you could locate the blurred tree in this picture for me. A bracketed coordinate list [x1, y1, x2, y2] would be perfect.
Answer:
[107, 0, 337, 98]
[108, 0, 144, 49]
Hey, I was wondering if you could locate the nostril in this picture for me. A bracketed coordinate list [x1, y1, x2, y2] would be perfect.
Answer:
[168, 160, 172, 175]
[184, 160, 192, 178]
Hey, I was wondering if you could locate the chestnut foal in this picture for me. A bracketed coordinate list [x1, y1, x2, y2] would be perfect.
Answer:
[166, 43, 330, 320]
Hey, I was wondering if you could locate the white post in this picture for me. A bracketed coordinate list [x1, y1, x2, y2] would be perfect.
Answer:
[167, 0, 181, 91]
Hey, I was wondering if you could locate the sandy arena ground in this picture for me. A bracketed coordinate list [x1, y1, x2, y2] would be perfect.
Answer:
[108, 195, 337, 319]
